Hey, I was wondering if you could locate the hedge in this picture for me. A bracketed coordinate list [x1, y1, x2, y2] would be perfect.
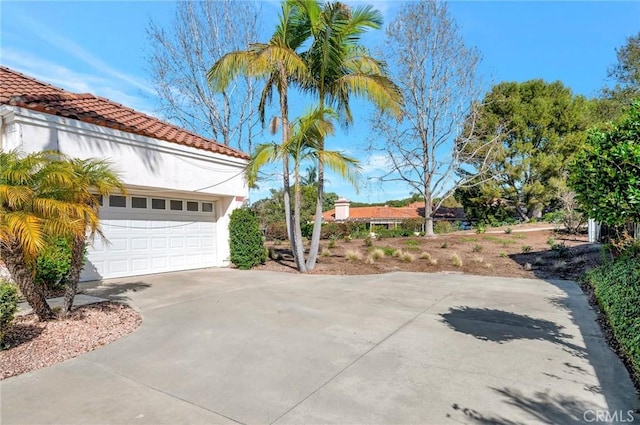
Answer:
[229, 208, 266, 270]
[583, 246, 640, 380]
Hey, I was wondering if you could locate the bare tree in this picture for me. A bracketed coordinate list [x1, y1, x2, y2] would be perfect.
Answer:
[370, 0, 494, 236]
[146, 0, 260, 151]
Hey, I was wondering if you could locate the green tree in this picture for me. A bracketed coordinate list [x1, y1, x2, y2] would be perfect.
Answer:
[461, 80, 592, 220]
[0, 151, 96, 320]
[598, 32, 640, 122]
[569, 100, 640, 228]
[302, 1, 403, 270]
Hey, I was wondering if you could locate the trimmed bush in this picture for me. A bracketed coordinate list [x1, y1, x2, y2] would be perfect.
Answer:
[0, 280, 18, 348]
[229, 208, 266, 270]
[583, 247, 640, 380]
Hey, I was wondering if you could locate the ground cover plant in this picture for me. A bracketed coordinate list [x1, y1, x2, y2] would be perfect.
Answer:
[582, 245, 640, 384]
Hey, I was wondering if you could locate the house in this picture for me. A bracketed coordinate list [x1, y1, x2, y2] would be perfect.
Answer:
[322, 198, 466, 229]
[0, 66, 248, 281]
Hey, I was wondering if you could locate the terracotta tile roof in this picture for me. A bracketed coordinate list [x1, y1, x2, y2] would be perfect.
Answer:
[322, 204, 465, 221]
[0, 66, 248, 160]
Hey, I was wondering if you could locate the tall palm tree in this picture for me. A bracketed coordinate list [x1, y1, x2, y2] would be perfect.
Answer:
[299, 1, 404, 270]
[208, 1, 315, 271]
[0, 151, 95, 320]
[61, 159, 125, 314]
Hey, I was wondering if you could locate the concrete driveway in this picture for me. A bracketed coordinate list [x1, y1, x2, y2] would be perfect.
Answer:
[1, 270, 638, 424]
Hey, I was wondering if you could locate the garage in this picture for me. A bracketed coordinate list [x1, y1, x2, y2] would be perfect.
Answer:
[81, 193, 218, 281]
[2, 66, 249, 283]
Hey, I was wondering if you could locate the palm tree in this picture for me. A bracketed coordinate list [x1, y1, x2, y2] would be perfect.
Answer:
[299, 1, 404, 270]
[0, 151, 95, 320]
[248, 106, 360, 271]
[208, 1, 314, 271]
[62, 159, 125, 314]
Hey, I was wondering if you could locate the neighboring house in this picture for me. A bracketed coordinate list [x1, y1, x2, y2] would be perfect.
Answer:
[322, 198, 466, 229]
[0, 66, 248, 281]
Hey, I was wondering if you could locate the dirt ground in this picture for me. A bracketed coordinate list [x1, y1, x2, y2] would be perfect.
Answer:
[257, 225, 602, 281]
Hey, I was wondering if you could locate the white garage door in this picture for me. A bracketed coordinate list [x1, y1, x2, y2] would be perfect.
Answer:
[81, 194, 217, 281]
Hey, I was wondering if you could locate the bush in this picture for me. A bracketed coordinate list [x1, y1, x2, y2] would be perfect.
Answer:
[434, 221, 456, 234]
[583, 248, 640, 379]
[34, 236, 73, 291]
[400, 218, 423, 233]
[0, 281, 18, 348]
[229, 208, 266, 270]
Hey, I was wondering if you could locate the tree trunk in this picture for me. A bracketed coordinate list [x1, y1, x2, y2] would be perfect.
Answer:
[63, 235, 86, 315]
[2, 241, 55, 321]
[292, 160, 308, 272]
[278, 67, 300, 269]
[424, 199, 435, 237]
[306, 107, 326, 271]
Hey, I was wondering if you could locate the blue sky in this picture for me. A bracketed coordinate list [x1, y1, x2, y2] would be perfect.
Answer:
[2, 1, 638, 204]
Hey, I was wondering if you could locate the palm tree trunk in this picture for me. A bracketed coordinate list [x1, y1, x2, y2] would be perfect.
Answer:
[278, 67, 301, 270]
[63, 235, 85, 314]
[2, 241, 55, 321]
[292, 158, 308, 272]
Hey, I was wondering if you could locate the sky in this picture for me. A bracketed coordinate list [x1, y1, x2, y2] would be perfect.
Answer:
[1, 0, 639, 204]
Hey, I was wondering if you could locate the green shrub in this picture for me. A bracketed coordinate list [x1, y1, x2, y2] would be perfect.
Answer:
[0, 281, 18, 348]
[583, 249, 640, 379]
[34, 236, 73, 291]
[472, 244, 483, 252]
[382, 246, 395, 256]
[521, 245, 533, 253]
[229, 208, 266, 270]
[475, 224, 486, 234]
[400, 218, 424, 233]
[434, 221, 454, 234]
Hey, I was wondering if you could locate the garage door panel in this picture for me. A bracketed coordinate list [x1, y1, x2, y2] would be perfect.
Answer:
[186, 236, 200, 248]
[81, 195, 218, 281]
[108, 259, 129, 275]
[131, 238, 148, 251]
[131, 258, 149, 272]
[151, 238, 167, 250]
[102, 238, 127, 252]
[170, 238, 184, 249]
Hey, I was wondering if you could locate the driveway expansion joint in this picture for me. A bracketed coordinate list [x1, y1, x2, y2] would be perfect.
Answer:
[81, 359, 248, 425]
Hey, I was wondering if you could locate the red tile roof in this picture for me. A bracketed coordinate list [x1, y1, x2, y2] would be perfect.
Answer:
[0, 66, 248, 160]
[322, 203, 465, 222]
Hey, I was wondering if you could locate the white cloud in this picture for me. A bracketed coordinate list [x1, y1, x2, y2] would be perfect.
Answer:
[16, 13, 155, 96]
[360, 153, 390, 174]
[2, 48, 157, 116]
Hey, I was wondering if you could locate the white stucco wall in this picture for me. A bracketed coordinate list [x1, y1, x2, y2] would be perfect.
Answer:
[0, 105, 248, 268]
